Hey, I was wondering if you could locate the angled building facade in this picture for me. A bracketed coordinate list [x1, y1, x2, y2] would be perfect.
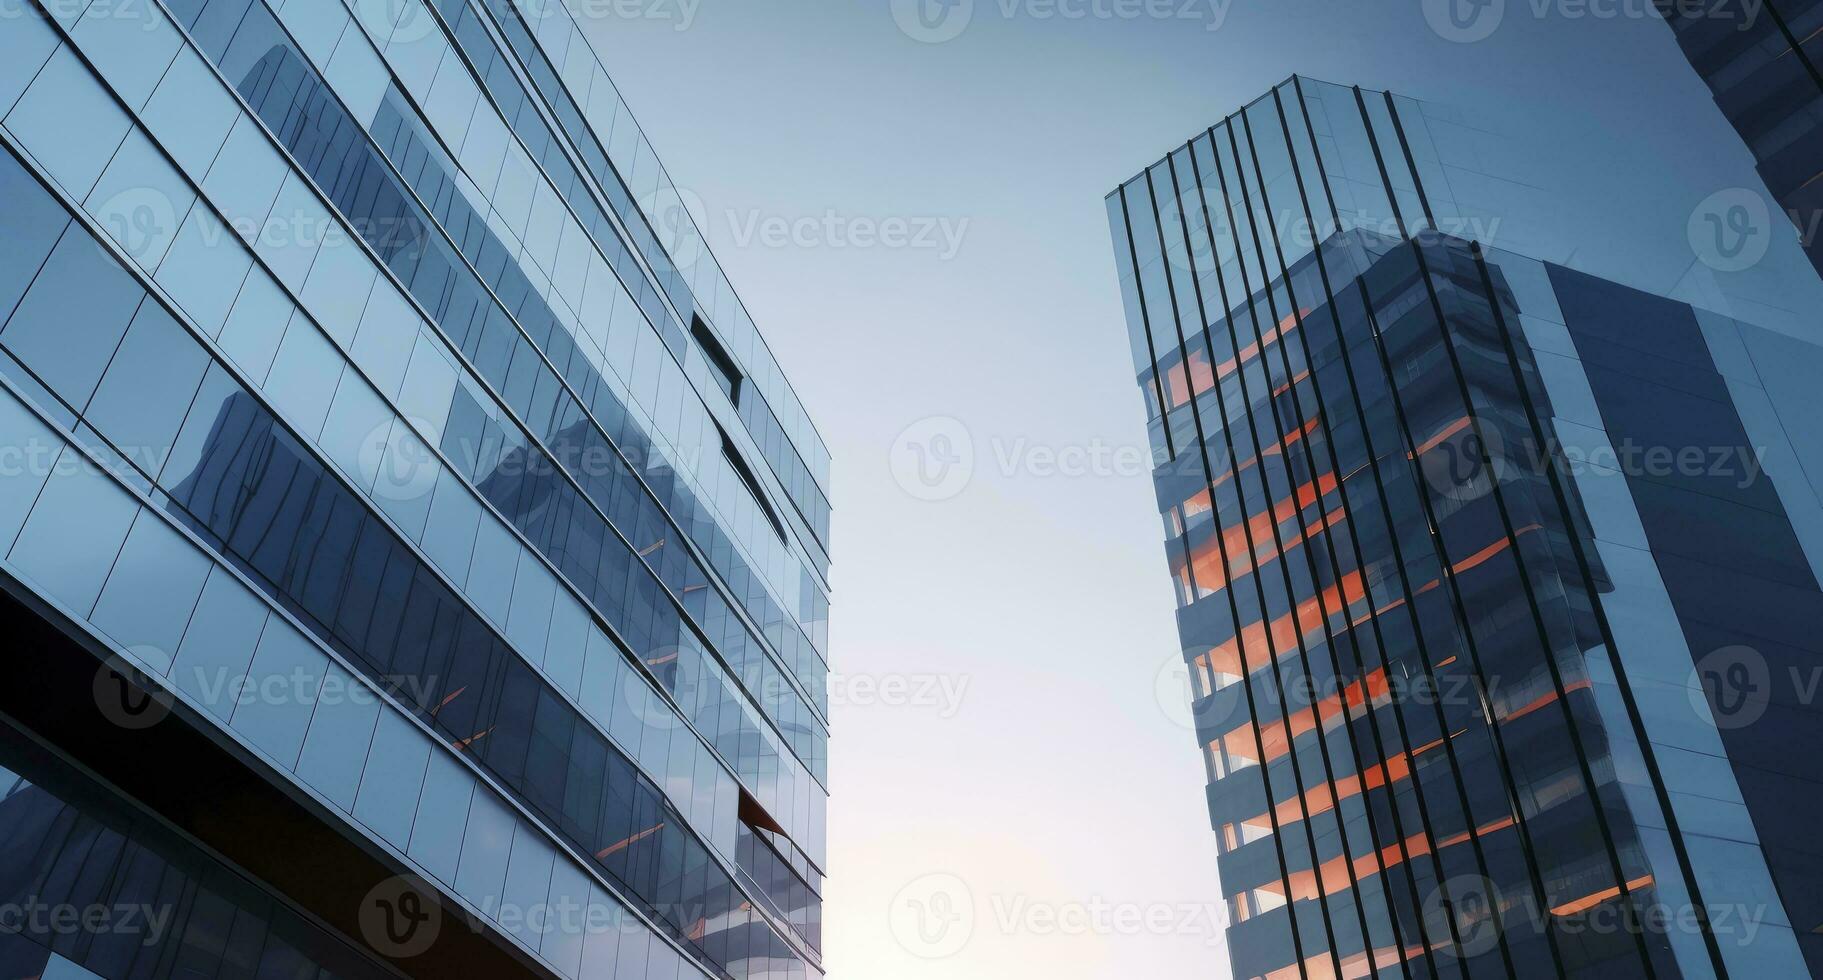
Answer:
[0, 0, 829, 977]
[1655, 0, 1823, 279]
[1109, 77, 1823, 980]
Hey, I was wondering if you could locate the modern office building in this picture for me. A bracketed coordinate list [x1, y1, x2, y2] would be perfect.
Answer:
[1109, 77, 1823, 980]
[1654, 0, 1823, 278]
[0, 1, 830, 978]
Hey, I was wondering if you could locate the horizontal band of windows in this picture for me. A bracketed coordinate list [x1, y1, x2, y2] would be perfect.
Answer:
[0, 127, 808, 975]
[223, 0, 830, 732]
[0, 34, 825, 870]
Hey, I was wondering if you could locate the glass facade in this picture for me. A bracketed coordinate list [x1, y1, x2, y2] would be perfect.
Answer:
[1110, 77, 1823, 980]
[0, 1, 830, 977]
[1656, 0, 1823, 278]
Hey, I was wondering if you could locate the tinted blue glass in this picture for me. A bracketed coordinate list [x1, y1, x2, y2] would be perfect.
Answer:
[295, 663, 382, 812]
[89, 511, 210, 672]
[353, 710, 430, 849]
[3, 47, 130, 200]
[230, 622, 326, 768]
[0, 147, 69, 327]
[1, 230, 143, 411]
[7, 445, 138, 613]
[86, 301, 210, 477]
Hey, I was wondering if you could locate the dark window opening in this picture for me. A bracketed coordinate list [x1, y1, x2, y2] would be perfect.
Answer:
[693, 316, 743, 406]
[722, 426, 788, 544]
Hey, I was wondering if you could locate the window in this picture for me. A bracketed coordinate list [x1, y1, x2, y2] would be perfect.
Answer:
[692, 316, 742, 406]
[721, 426, 786, 544]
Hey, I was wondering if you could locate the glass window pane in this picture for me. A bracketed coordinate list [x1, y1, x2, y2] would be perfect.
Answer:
[354, 709, 432, 849]
[0, 147, 70, 326]
[85, 300, 210, 478]
[296, 662, 382, 812]
[372, 421, 437, 537]
[299, 235, 375, 348]
[407, 750, 474, 886]
[506, 548, 557, 658]
[171, 565, 269, 719]
[0, 392, 57, 552]
[540, 861, 591, 972]
[69, 0, 181, 110]
[156, 206, 251, 335]
[201, 112, 288, 237]
[8, 445, 138, 614]
[84, 129, 194, 272]
[139, 47, 237, 179]
[3, 46, 130, 199]
[216, 268, 289, 383]
[254, 173, 325, 292]
[2, 229, 144, 411]
[266, 312, 342, 437]
[579, 887, 623, 976]
[466, 518, 518, 625]
[455, 789, 516, 910]
[318, 369, 390, 491]
[397, 329, 457, 440]
[90, 510, 209, 674]
[351, 278, 416, 399]
[422, 469, 481, 585]
[0, 9, 56, 119]
[501, 823, 556, 949]
[230, 620, 327, 769]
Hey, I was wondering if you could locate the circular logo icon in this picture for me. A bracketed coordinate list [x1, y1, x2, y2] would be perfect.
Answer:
[359, 876, 442, 959]
[623, 648, 690, 735]
[1689, 188, 1773, 274]
[888, 872, 975, 959]
[638, 186, 708, 272]
[891, 0, 975, 43]
[1156, 186, 1237, 275]
[354, 0, 439, 44]
[890, 416, 975, 502]
[93, 653, 175, 731]
[1690, 645, 1769, 731]
[1423, 0, 1506, 43]
[1418, 416, 1507, 505]
[361, 418, 440, 505]
[1155, 652, 1199, 731]
[94, 186, 178, 269]
[1425, 875, 1503, 959]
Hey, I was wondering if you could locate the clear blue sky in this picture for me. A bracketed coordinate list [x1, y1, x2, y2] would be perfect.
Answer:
[575, 3, 1820, 977]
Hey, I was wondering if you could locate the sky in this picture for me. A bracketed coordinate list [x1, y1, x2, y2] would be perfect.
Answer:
[573, 2, 1821, 977]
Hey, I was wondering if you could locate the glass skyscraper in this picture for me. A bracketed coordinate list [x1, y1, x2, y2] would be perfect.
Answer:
[1655, 0, 1823, 278]
[0, 1, 829, 978]
[1110, 77, 1823, 980]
